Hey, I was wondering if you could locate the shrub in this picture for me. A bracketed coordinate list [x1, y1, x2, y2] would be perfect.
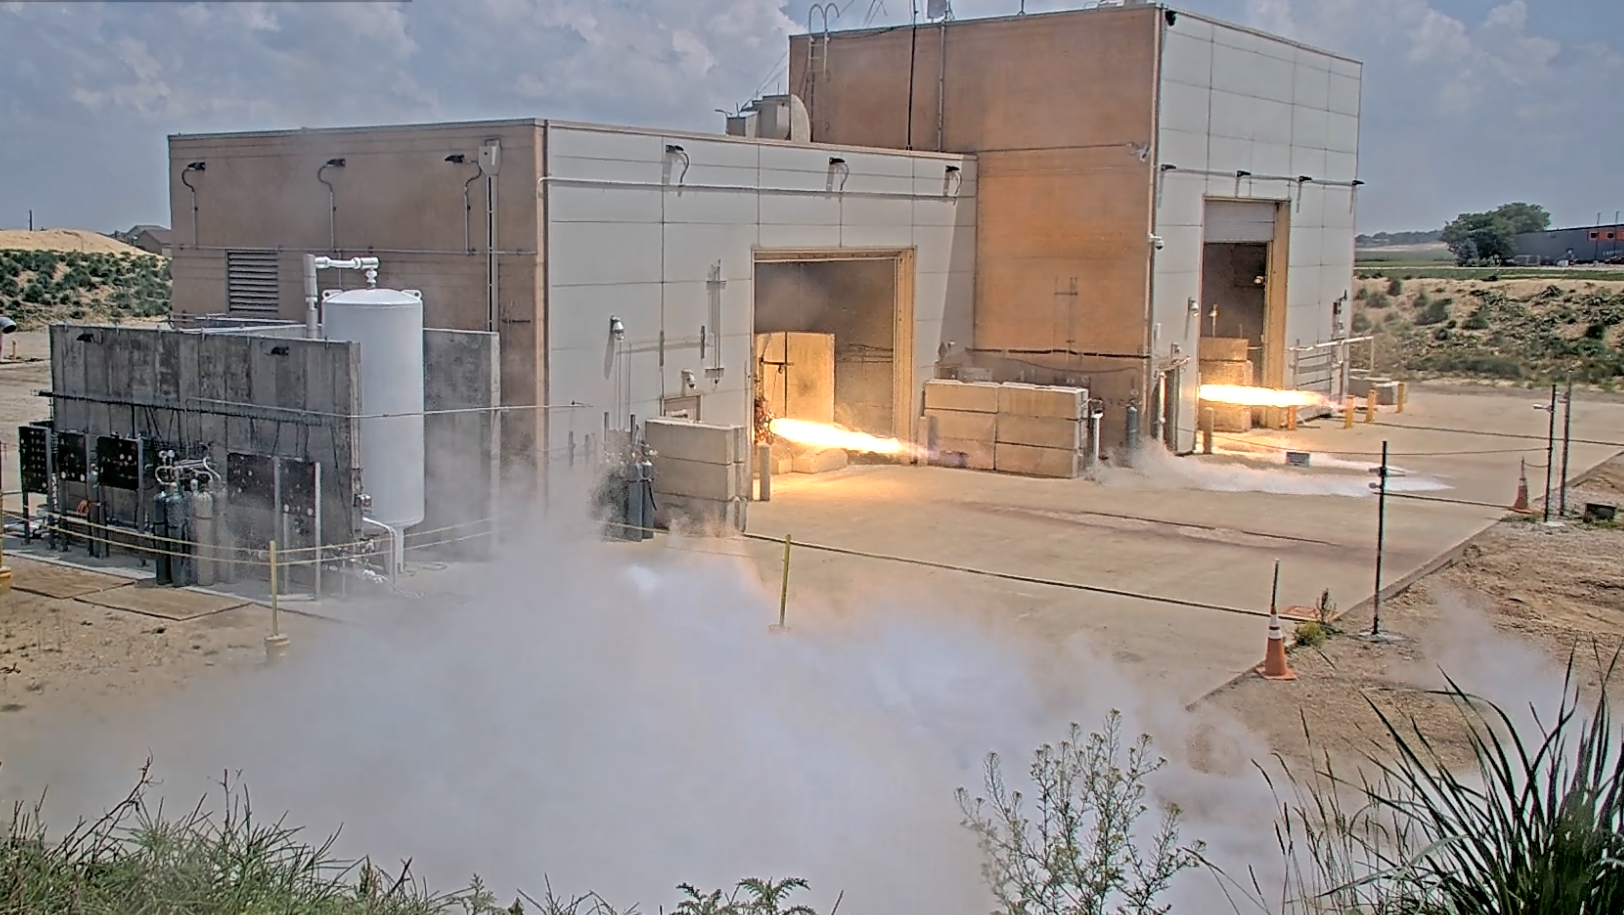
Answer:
[1262, 651, 1624, 914]
[1386, 276, 1404, 296]
[1462, 306, 1492, 330]
[959, 711, 1203, 915]
[1365, 290, 1391, 309]
[1292, 621, 1330, 648]
[1415, 296, 1451, 326]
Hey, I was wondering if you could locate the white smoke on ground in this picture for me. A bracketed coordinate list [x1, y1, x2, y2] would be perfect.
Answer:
[0, 525, 1283, 913]
[1102, 445, 1452, 498]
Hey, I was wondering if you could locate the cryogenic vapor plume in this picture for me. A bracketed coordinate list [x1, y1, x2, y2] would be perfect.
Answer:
[0, 528, 1279, 912]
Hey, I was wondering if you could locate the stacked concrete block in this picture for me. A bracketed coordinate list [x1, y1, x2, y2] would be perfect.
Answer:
[1197, 336, 1255, 433]
[994, 383, 1087, 478]
[923, 379, 1000, 470]
[644, 418, 750, 534]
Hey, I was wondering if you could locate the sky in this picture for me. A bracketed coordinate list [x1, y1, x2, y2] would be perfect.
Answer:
[0, 0, 1620, 234]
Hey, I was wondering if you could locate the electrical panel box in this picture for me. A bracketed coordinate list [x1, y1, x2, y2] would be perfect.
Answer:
[479, 139, 501, 176]
[94, 435, 141, 491]
[17, 424, 52, 496]
[279, 458, 318, 517]
[54, 432, 88, 483]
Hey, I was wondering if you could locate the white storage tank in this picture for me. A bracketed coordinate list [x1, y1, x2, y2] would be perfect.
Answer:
[323, 287, 426, 529]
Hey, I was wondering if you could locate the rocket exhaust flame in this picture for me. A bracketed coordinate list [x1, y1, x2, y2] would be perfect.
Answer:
[768, 418, 927, 458]
[1198, 384, 1328, 408]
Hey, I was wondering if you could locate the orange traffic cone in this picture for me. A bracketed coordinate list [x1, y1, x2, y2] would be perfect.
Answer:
[1257, 609, 1297, 681]
[1510, 459, 1533, 514]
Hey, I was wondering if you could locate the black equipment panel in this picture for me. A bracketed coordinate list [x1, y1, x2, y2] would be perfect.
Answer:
[226, 452, 277, 504]
[94, 436, 142, 491]
[280, 459, 317, 516]
[54, 432, 88, 483]
[17, 424, 52, 495]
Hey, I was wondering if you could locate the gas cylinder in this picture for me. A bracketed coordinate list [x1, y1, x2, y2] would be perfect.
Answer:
[175, 481, 198, 587]
[152, 483, 174, 585]
[193, 482, 216, 587]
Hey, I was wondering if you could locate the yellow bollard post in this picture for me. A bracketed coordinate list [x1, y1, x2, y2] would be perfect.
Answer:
[1396, 381, 1408, 414]
[265, 539, 289, 659]
[0, 522, 11, 599]
[1343, 396, 1354, 430]
[1201, 407, 1215, 455]
[1364, 396, 1376, 424]
[771, 534, 792, 633]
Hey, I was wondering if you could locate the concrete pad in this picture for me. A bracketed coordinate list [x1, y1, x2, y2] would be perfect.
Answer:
[996, 414, 1083, 450]
[931, 437, 996, 471]
[77, 581, 248, 621]
[994, 442, 1082, 478]
[745, 387, 1624, 704]
[645, 419, 749, 466]
[925, 407, 997, 442]
[924, 379, 999, 414]
[652, 455, 748, 500]
[792, 448, 849, 474]
[996, 383, 1087, 420]
[8, 557, 128, 600]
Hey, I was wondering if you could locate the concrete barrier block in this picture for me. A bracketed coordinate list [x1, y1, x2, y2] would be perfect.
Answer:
[924, 408, 997, 443]
[931, 437, 995, 471]
[996, 383, 1087, 420]
[1197, 360, 1255, 387]
[1198, 336, 1250, 362]
[645, 418, 748, 465]
[656, 494, 747, 536]
[792, 447, 848, 474]
[995, 442, 1082, 478]
[924, 379, 1000, 414]
[652, 455, 747, 500]
[996, 414, 1083, 450]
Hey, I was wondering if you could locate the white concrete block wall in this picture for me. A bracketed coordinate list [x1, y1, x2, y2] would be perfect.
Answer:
[541, 123, 976, 471]
[1153, 15, 1361, 449]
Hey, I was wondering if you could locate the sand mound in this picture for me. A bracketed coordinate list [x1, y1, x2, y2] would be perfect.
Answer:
[0, 229, 152, 256]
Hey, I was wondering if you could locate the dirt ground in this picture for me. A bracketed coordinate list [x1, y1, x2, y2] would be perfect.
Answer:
[0, 229, 148, 256]
[1207, 455, 1624, 770]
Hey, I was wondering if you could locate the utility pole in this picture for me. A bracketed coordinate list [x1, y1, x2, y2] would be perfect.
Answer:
[1542, 384, 1557, 524]
[1371, 440, 1390, 638]
[1559, 375, 1574, 519]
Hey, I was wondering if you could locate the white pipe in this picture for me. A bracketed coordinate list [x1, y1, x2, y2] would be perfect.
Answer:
[534, 175, 968, 200]
[362, 516, 404, 582]
[306, 255, 382, 338]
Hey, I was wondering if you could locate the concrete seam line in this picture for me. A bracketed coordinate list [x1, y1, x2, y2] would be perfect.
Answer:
[740, 532, 1272, 619]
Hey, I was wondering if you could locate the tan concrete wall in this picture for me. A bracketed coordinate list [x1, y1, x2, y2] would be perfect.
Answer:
[791, 8, 1164, 443]
[167, 120, 548, 491]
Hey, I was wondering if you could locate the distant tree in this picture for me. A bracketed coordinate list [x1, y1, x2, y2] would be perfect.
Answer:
[1441, 202, 1551, 266]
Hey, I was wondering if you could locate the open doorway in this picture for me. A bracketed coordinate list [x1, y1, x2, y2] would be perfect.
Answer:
[1200, 242, 1269, 362]
[753, 252, 914, 456]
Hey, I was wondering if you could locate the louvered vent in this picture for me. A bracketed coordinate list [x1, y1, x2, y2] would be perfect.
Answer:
[225, 250, 280, 315]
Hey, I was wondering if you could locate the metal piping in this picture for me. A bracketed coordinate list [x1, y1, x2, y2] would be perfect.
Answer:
[304, 254, 381, 338]
[534, 174, 967, 201]
[362, 516, 404, 582]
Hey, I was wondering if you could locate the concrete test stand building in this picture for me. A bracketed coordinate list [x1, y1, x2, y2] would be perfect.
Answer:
[22, 2, 1359, 574]
[792, 3, 1363, 448]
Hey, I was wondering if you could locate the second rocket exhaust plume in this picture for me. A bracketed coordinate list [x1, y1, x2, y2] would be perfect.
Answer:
[769, 418, 928, 459]
[1198, 384, 1329, 408]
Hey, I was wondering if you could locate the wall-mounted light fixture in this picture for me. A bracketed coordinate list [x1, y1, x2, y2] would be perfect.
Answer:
[1352, 179, 1366, 187]
[609, 315, 626, 340]
[447, 153, 482, 253]
[664, 144, 691, 186]
[1160, 163, 1178, 172]
[317, 157, 348, 250]
[1236, 169, 1252, 179]
[827, 156, 850, 192]
[1297, 175, 1313, 184]
[943, 163, 963, 197]
[179, 161, 207, 248]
